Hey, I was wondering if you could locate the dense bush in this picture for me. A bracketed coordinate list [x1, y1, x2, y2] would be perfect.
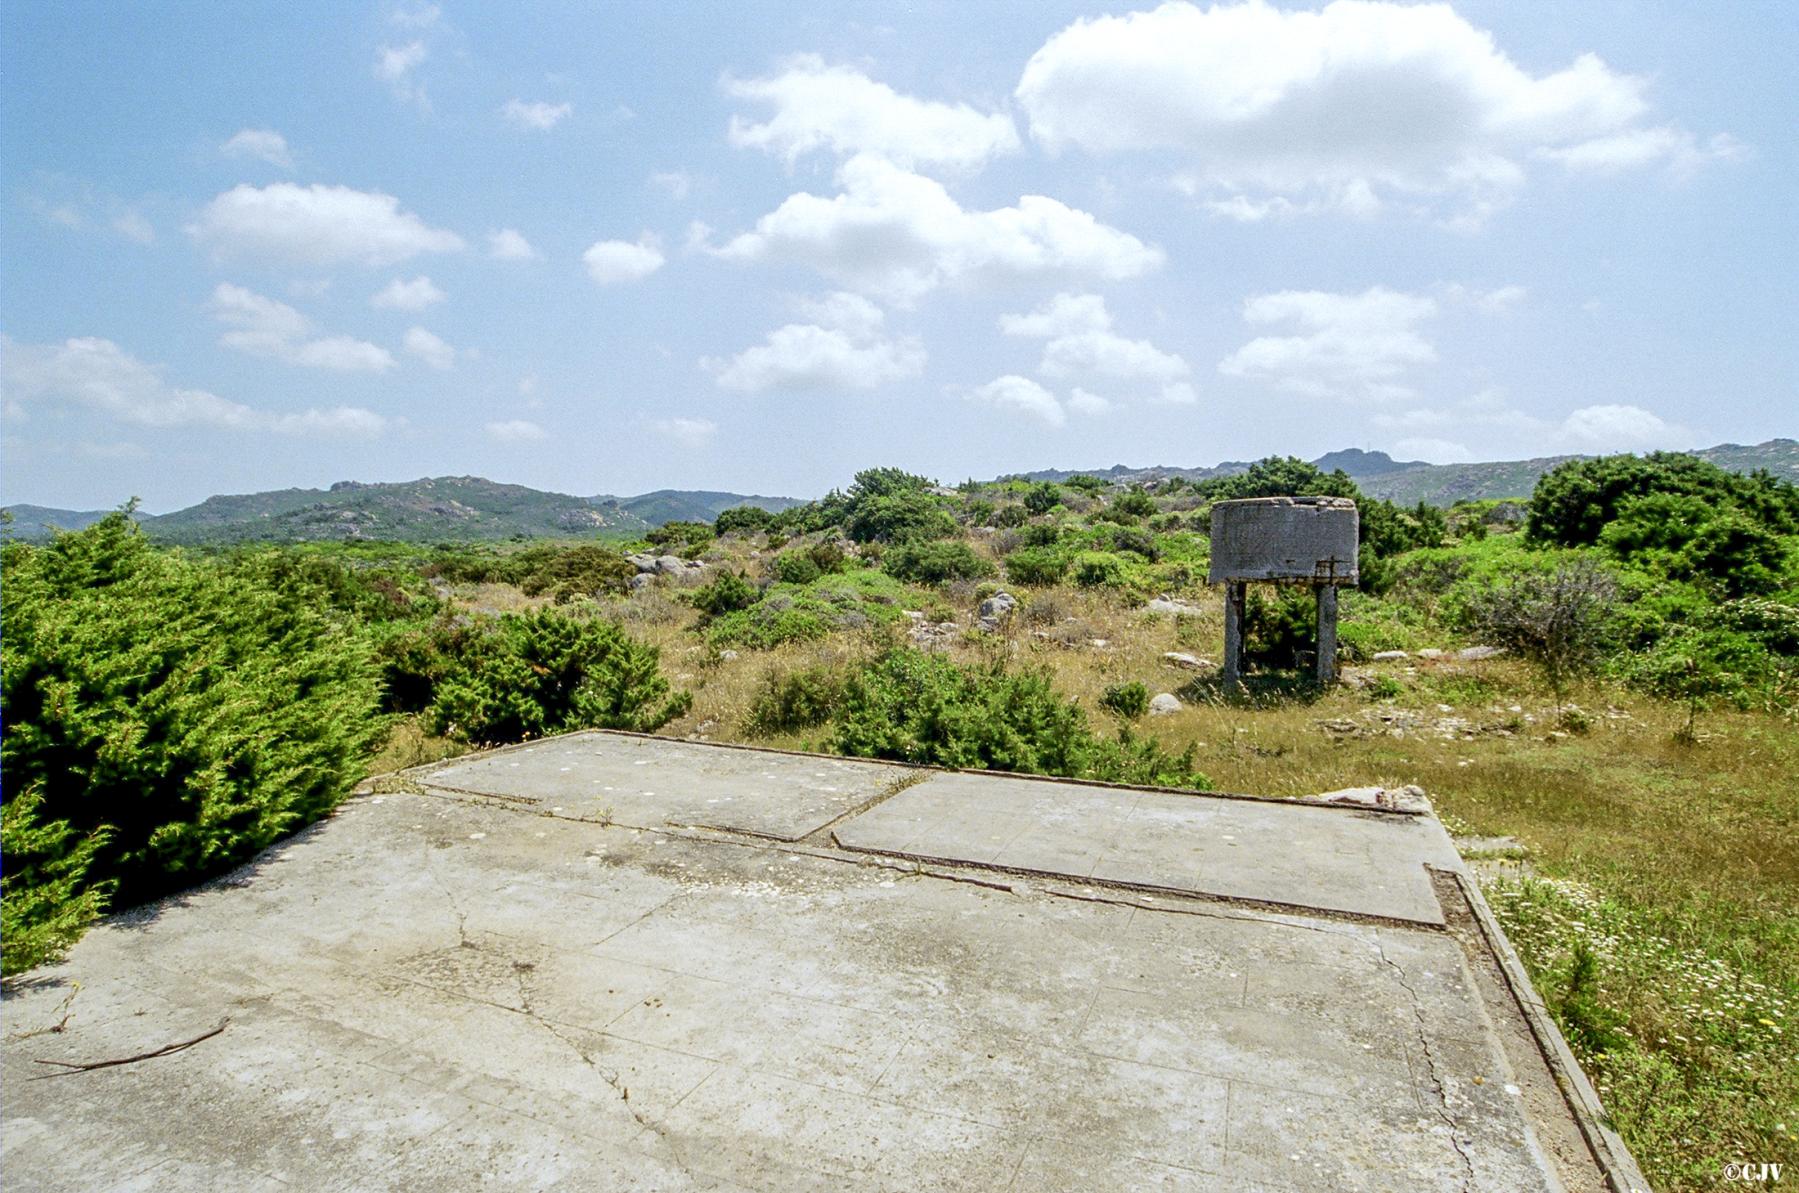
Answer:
[1099, 681, 1150, 720]
[1072, 551, 1127, 588]
[429, 543, 634, 601]
[831, 650, 1209, 788]
[1, 513, 384, 911]
[846, 491, 957, 544]
[1241, 588, 1319, 672]
[1023, 482, 1063, 515]
[883, 540, 995, 584]
[744, 666, 845, 735]
[773, 551, 822, 585]
[645, 520, 715, 555]
[1464, 557, 1621, 700]
[1112, 489, 1157, 519]
[690, 569, 759, 617]
[1, 787, 111, 975]
[426, 608, 690, 744]
[714, 505, 774, 536]
[1005, 546, 1069, 586]
[1527, 453, 1799, 548]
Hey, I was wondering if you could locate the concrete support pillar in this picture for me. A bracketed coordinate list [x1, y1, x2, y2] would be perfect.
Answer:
[1222, 581, 1246, 692]
[1316, 584, 1339, 685]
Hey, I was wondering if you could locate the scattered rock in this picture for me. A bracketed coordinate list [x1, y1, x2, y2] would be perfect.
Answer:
[652, 555, 689, 575]
[627, 552, 657, 573]
[903, 610, 925, 621]
[977, 591, 1017, 631]
[1143, 596, 1205, 617]
[1148, 693, 1182, 717]
[1457, 645, 1505, 661]
[1162, 651, 1216, 671]
[1416, 648, 1446, 660]
[908, 621, 961, 650]
[1305, 784, 1432, 814]
[718, 649, 739, 662]
[1087, 638, 1111, 649]
[1372, 650, 1410, 661]
[627, 573, 653, 591]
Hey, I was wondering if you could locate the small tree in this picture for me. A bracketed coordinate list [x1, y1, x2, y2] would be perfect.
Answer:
[1464, 557, 1619, 705]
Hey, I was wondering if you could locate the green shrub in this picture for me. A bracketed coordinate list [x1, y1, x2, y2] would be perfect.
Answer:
[1023, 482, 1063, 515]
[707, 595, 839, 650]
[373, 615, 489, 713]
[690, 570, 759, 617]
[830, 650, 1209, 788]
[1464, 557, 1620, 701]
[1099, 681, 1150, 720]
[992, 504, 1029, 529]
[1, 513, 384, 910]
[964, 499, 996, 526]
[883, 540, 995, 584]
[808, 540, 847, 574]
[714, 505, 775, 536]
[1005, 546, 1069, 586]
[427, 609, 689, 744]
[1527, 452, 1799, 548]
[1, 787, 112, 975]
[773, 551, 823, 586]
[846, 491, 957, 544]
[645, 520, 715, 555]
[1242, 588, 1317, 672]
[745, 666, 845, 735]
[1113, 489, 1157, 518]
[1072, 551, 1127, 588]
[1065, 474, 1107, 493]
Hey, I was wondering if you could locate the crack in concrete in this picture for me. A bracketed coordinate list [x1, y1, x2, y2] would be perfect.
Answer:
[1375, 932, 1478, 1192]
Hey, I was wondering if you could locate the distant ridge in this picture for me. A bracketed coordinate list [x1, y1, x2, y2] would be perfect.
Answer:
[1004, 438, 1798, 505]
[3, 477, 802, 544]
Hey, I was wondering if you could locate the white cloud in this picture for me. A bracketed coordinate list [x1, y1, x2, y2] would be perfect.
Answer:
[111, 210, 154, 245]
[403, 326, 457, 370]
[583, 234, 665, 284]
[648, 417, 718, 448]
[968, 375, 1065, 427]
[221, 128, 293, 169]
[726, 54, 1020, 170]
[718, 153, 1162, 304]
[501, 99, 572, 130]
[792, 290, 887, 340]
[209, 283, 395, 373]
[1017, 1, 1732, 222]
[1440, 282, 1528, 313]
[1392, 437, 1476, 464]
[1560, 403, 1683, 451]
[3, 336, 388, 435]
[1219, 287, 1438, 401]
[650, 171, 693, 200]
[375, 40, 428, 105]
[487, 228, 537, 260]
[370, 275, 446, 310]
[710, 320, 925, 393]
[1541, 127, 1745, 178]
[1067, 387, 1114, 416]
[1000, 293, 1193, 404]
[188, 183, 463, 268]
[485, 419, 546, 442]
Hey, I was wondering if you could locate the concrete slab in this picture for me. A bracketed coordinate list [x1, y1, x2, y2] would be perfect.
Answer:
[3, 732, 1640, 1192]
[419, 731, 909, 840]
[833, 771, 1464, 924]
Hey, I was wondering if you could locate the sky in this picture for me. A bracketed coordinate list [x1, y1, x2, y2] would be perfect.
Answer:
[3, 0, 1795, 512]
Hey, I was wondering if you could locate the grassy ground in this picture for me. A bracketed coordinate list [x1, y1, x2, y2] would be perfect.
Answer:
[380, 569, 1796, 1189]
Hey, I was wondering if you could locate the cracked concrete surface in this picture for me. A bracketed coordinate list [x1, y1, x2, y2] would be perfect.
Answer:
[3, 732, 1639, 1191]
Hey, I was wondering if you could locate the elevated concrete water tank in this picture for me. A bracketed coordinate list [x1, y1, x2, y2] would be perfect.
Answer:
[1208, 496, 1359, 585]
[1208, 496, 1359, 686]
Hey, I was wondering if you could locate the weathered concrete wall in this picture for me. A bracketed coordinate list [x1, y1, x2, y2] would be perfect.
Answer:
[1208, 496, 1359, 585]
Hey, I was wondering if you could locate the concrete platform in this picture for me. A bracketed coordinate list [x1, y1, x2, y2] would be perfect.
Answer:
[2, 733, 1646, 1192]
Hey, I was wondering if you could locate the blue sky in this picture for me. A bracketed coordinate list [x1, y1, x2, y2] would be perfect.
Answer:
[3, 0, 1794, 511]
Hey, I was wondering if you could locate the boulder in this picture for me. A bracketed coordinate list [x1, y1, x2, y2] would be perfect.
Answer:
[1416, 648, 1447, 660]
[626, 553, 657, 574]
[1457, 645, 1505, 661]
[652, 555, 689, 575]
[976, 591, 1017, 631]
[627, 573, 653, 591]
[1148, 692, 1182, 717]
[1372, 650, 1410, 661]
[1163, 651, 1216, 671]
[1143, 596, 1204, 617]
[908, 621, 961, 651]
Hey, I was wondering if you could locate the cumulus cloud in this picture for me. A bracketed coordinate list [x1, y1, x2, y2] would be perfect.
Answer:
[209, 283, 395, 373]
[1067, 387, 1115, 416]
[501, 99, 572, 130]
[717, 153, 1161, 304]
[1016, 1, 1733, 222]
[487, 228, 537, 260]
[375, 40, 428, 105]
[1560, 403, 1683, 451]
[370, 275, 446, 310]
[1374, 390, 1687, 459]
[188, 183, 464, 268]
[1540, 127, 1744, 178]
[403, 326, 457, 370]
[2, 336, 388, 435]
[583, 234, 665, 284]
[648, 417, 719, 448]
[726, 54, 1020, 170]
[485, 419, 546, 442]
[708, 294, 926, 393]
[221, 128, 293, 169]
[1440, 282, 1528, 312]
[1001, 292, 1191, 391]
[967, 375, 1065, 427]
[1218, 287, 1437, 401]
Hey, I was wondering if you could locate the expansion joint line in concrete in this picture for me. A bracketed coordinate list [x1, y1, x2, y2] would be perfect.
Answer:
[1373, 932, 1479, 1191]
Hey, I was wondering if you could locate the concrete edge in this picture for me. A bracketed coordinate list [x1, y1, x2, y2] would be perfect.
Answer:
[383, 726, 1429, 820]
[1445, 866, 1654, 1193]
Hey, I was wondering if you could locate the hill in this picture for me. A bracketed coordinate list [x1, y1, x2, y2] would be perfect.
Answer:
[1010, 438, 1798, 506]
[3, 478, 803, 544]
